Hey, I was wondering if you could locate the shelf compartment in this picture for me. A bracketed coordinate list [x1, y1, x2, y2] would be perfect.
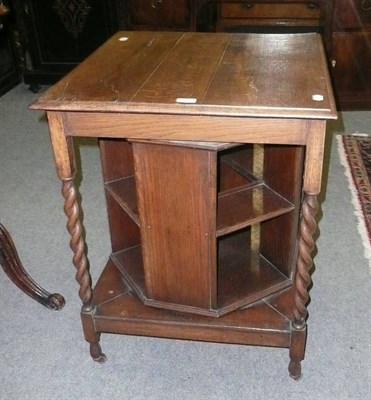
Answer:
[217, 183, 295, 237]
[218, 143, 259, 195]
[105, 176, 139, 225]
[111, 234, 291, 318]
[111, 245, 146, 302]
[217, 229, 292, 314]
[218, 160, 259, 195]
[105, 170, 294, 237]
[111, 246, 222, 317]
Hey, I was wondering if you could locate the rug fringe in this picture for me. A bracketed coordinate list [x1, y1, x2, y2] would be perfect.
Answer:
[350, 132, 369, 137]
[336, 135, 371, 272]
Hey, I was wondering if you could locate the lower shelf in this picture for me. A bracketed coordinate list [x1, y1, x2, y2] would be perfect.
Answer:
[91, 260, 292, 348]
[111, 239, 291, 317]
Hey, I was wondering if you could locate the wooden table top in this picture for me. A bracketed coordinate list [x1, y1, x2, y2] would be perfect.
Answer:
[31, 31, 337, 120]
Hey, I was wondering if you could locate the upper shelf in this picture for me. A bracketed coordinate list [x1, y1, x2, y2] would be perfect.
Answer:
[105, 177, 139, 225]
[31, 31, 337, 120]
[106, 175, 294, 237]
[217, 183, 294, 236]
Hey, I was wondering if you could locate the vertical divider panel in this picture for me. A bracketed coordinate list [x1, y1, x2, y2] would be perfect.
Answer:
[260, 145, 305, 278]
[132, 141, 218, 310]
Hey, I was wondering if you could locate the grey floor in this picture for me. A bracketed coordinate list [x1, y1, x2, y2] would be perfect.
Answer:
[0, 84, 370, 400]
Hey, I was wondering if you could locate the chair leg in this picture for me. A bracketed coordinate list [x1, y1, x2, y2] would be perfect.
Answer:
[0, 223, 65, 311]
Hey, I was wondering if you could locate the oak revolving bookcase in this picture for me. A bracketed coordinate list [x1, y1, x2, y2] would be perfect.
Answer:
[31, 31, 337, 379]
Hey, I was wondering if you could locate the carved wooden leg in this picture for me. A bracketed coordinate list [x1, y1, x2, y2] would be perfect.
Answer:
[0, 223, 65, 310]
[289, 194, 319, 380]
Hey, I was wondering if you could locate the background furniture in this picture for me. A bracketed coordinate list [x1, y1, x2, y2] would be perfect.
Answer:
[330, 0, 371, 109]
[31, 30, 337, 379]
[0, 223, 65, 310]
[11, 0, 125, 92]
[0, 0, 21, 95]
[215, 0, 325, 31]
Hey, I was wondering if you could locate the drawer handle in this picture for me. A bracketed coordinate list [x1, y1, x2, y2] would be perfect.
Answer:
[305, 3, 319, 10]
[361, 0, 371, 10]
[239, 2, 320, 10]
[240, 2, 255, 10]
[151, 0, 163, 9]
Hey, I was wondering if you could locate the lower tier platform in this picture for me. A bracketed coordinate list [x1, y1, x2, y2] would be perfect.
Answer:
[89, 260, 295, 349]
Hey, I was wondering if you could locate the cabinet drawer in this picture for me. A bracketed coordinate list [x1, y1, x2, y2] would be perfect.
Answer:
[333, 0, 371, 29]
[220, 2, 322, 21]
[127, 0, 191, 30]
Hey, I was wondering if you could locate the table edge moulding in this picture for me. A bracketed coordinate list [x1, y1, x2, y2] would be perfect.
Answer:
[30, 31, 337, 380]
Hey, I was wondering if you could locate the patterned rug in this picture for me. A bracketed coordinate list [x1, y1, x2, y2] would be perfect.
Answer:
[337, 134, 371, 266]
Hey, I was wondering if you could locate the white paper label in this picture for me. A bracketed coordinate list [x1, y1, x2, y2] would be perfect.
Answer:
[176, 98, 197, 104]
[312, 94, 324, 102]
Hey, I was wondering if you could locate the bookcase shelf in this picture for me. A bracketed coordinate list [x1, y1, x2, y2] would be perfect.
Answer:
[99, 138, 302, 317]
[216, 183, 294, 237]
[104, 174, 295, 238]
[111, 235, 292, 317]
[105, 177, 139, 225]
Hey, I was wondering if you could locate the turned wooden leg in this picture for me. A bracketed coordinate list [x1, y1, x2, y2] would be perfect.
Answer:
[289, 194, 319, 380]
[90, 340, 107, 363]
[0, 223, 65, 310]
[81, 310, 107, 363]
[289, 326, 307, 381]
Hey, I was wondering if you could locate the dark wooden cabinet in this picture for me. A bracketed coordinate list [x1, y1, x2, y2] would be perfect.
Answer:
[0, 1, 21, 96]
[330, 0, 371, 110]
[14, 0, 124, 90]
[332, 0, 371, 27]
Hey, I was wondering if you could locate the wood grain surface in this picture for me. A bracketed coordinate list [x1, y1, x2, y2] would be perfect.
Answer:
[31, 31, 336, 119]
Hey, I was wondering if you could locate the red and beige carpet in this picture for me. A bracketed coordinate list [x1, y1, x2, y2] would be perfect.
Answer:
[338, 134, 371, 266]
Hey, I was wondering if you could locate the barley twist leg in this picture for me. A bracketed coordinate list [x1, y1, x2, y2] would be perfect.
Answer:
[293, 194, 318, 328]
[289, 194, 319, 380]
[61, 179, 106, 362]
[62, 180, 93, 312]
